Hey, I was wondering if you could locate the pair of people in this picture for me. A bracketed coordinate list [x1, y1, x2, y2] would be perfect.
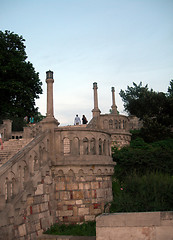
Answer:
[74, 115, 88, 125]
[24, 116, 34, 124]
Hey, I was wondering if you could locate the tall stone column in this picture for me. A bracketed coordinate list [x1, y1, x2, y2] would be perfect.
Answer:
[46, 70, 54, 118]
[111, 87, 118, 114]
[41, 70, 59, 130]
[92, 82, 101, 117]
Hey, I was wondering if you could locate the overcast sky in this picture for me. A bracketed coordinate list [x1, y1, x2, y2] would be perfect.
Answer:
[1, 0, 173, 125]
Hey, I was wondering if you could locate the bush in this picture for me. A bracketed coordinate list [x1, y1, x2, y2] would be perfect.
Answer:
[44, 221, 96, 236]
[110, 172, 173, 213]
[112, 138, 173, 181]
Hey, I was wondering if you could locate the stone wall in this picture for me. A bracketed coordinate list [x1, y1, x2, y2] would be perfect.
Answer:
[96, 212, 173, 240]
[51, 127, 115, 224]
[52, 166, 113, 224]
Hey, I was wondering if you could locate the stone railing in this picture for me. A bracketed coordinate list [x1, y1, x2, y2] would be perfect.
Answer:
[23, 121, 43, 139]
[55, 127, 112, 159]
[96, 212, 173, 240]
[0, 130, 54, 240]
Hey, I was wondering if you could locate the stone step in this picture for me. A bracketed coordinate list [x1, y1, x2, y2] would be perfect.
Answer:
[0, 138, 33, 166]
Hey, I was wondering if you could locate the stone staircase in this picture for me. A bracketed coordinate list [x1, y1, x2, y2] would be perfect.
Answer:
[0, 138, 33, 167]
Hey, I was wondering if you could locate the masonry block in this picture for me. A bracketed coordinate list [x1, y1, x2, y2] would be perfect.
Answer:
[73, 190, 84, 200]
[56, 182, 66, 191]
[78, 207, 89, 216]
[59, 191, 71, 200]
[18, 224, 26, 237]
[67, 182, 78, 190]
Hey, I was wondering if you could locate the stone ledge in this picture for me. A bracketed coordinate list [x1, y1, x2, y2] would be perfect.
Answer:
[96, 212, 173, 240]
[37, 234, 96, 240]
[97, 212, 162, 227]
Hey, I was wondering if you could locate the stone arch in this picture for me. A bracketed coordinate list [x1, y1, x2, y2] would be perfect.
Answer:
[109, 119, 113, 129]
[97, 169, 102, 175]
[57, 170, 65, 182]
[119, 120, 121, 129]
[67, 169, 75, 182]
[72, 137, 80, 155]
[57, 170, 64, 176]
[68, 169, 75, 176]
[5, 177, 9, 201]
[63, 137, 71, 155]
[99, 138, 102, 155]
[103, 139, 106, 155]
[32, 150, 39, 171]
[78, 169, 84, 176]
[89, 169, 94, 175]
[90, 138, 96, 155]
[114, 119, 118, 129]
[103, 119, 108, 129]
[83, 137, 89, 155]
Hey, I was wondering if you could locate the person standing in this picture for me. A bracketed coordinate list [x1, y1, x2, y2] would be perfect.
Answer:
[82, 115, 88, 124]
[0, 133, 3, 150]
[74, 114, 81, 125]
[29, 116, 34, 124]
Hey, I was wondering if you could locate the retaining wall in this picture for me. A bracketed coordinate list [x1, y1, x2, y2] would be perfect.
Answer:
[96, 211, 173, 240]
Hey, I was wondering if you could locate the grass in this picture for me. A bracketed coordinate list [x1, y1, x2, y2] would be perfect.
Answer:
[44, 221, 96, 236]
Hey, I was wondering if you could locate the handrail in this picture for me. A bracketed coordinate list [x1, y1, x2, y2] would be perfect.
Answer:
[0, 129, 50, 175]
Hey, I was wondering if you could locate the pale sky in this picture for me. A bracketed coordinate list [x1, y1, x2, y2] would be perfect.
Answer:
[1, 0, 173, 125]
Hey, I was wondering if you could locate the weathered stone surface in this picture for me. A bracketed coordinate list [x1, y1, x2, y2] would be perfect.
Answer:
[18, 224, 26, 237]
[78, 207, 89, 216]
[96, 212, 173, 240]
[72, 191, 84, 200]
[56, 182, 66, 191]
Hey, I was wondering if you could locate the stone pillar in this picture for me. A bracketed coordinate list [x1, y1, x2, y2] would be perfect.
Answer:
[92, 82, 101, 117]
[46, 70, 54, 118]
[111, 87, 118, 114]
[3, 119, 12, 140]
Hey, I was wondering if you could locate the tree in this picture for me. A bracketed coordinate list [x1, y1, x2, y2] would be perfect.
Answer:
[119, 81, 173, 142]
[0, 30, 42, 121]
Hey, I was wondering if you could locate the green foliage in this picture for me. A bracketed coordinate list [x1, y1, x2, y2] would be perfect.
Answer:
[0, 30, 42, 120]
[11, 112, 46, 131]
[110, 173, 173, 213]
[44, 221, 96, 236]
[112, 138, 173, 181]
[119, 81, 173, 142]
[168, 79, 173, 97]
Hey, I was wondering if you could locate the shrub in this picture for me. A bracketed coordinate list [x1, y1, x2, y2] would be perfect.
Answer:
[112, 138, 173, 181]
[44, 221, 96, 236]
[110, 172, 173, 213]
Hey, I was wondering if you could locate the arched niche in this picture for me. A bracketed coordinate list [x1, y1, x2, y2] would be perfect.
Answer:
[90, 138, 96, 155]
[83, 137, 89, 155]
[63, 137, 71, 155]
